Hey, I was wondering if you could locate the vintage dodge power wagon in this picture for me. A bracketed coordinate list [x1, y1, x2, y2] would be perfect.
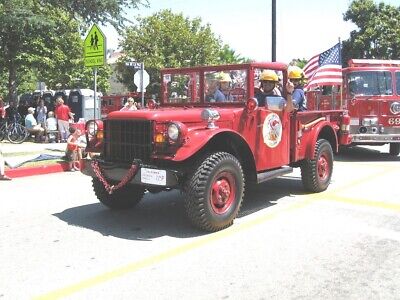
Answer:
[81, 62, 351, 232]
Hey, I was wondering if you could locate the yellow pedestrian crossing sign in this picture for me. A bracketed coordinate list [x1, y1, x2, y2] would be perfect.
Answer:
[84, 24, 106, 67]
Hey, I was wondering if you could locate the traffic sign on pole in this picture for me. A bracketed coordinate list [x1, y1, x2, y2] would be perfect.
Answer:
[84, 24, 106, 67]
[134, 69, 150, 92]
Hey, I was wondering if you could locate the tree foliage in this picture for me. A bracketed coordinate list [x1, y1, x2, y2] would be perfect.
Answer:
[342, 0, 400, 64]
[0, 0, 144, 101]
[118, 9, 247, 95]
[218, 45, 250, 64]
[42, 0, 147, 31]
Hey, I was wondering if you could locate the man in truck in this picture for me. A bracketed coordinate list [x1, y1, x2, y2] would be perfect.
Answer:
[255, 70, 282, 106]
[288, 66, 307, 111]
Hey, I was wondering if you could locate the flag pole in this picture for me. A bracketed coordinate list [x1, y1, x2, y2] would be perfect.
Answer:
[339, 37, 343, 109]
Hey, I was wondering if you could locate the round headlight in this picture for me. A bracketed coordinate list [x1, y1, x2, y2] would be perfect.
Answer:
[167, 123, 180, 141]
[87, 121, 98, 136]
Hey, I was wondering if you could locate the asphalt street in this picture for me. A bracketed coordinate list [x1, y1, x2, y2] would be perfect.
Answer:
[1, 145, 399, 300]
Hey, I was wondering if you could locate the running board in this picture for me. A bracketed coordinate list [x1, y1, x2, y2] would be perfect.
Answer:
[257, 166, 293, 184]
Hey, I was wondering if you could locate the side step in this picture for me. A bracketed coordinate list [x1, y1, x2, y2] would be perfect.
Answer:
[257, 166, 293, 184]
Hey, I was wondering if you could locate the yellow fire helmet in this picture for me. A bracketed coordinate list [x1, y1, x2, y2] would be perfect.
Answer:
[260, 70, 279, 82]
[217, 72, 232, 82]
[288, 66, 304, 79]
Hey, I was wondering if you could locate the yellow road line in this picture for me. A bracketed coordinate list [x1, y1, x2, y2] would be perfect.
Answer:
[321, 193, 400, 212]
[35, 165, 398, 299]
[35, 198, 316, 300]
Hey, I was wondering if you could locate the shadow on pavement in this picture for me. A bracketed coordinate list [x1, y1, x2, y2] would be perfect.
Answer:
[335, 146, 400, 163]
[54, 176, 307, 240]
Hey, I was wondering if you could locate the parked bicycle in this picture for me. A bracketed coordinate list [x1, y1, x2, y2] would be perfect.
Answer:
[0, 119, 29, 144]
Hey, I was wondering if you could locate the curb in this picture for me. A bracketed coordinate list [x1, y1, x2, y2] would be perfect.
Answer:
[5, 162, 70, 178]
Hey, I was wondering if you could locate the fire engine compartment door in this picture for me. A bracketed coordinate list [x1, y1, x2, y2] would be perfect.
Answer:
[254, 97, 290, 170]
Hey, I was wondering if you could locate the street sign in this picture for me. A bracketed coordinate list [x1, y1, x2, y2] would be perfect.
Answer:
[134, 70, 150, 92]
[84, 24, 106, 67]
[125, 61, 142, 69]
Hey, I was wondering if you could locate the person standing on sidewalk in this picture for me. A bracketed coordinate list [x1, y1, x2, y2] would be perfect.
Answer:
[0, 143, 11, 180]
[54, 97, 74, 142]
[36, 98, 47, 129]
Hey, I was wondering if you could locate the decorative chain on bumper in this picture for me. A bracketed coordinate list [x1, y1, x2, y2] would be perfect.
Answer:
[91, 160, 140, 194]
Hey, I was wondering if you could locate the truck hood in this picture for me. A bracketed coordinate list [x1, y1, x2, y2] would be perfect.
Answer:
[107, 107, 243, 123]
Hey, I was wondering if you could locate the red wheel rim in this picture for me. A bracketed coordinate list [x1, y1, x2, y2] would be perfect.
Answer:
[317, 153, 329, 181]
[210, 171, 236, 214]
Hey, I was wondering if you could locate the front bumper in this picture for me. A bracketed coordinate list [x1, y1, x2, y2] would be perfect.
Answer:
[351, 134, 400, 143]
[81, 158, 180, 188]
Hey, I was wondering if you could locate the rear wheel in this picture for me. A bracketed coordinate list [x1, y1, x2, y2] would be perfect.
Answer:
[7, 123, 28, 144]
[389, 143, 400, 156]
[301, 139, 333, 193]
[184, 152, 245, 232]
[0, 123, 6, 141]
[92, 178, 145, 209]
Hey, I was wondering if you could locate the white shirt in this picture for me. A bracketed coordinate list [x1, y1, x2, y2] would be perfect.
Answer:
[46, 117, 57, 131]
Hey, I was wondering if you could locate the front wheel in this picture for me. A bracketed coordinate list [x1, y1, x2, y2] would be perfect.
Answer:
[184, 152, 245, 232]
[301, 139, 333, 193]
[92, 178, 145, 209]
[389, 143, 400, 156]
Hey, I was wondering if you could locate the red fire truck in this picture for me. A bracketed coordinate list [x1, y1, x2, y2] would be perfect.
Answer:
[307, 59, 400, 155]
[81, 62, 351, 232]
[100, 92, 141, 118]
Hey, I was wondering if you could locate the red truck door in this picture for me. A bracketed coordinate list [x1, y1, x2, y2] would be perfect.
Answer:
[254, 97, 291, 170]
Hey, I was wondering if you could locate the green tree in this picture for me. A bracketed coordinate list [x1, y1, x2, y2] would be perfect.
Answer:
[342, 0, 400, 64]
[218, 45, 250, 64]
[119, 10, 245, 95]
[0, 0, 144, 101]
[42, 0, 147, 30]
[289, 58, 308, 69]
[0, 0, 55, 101]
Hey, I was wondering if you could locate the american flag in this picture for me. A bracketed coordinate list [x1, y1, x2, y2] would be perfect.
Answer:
[303, 43, 342, 90]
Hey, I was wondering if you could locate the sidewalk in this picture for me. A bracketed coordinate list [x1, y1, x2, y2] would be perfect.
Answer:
[2, 141, 70, 178]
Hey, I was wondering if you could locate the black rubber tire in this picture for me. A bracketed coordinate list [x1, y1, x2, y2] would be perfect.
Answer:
[389, 143, 400, 156]
[92, 177, 145, 209]
[184, 152, 245, 232]
[0, 123, 6, 141]
[7, 123, 28, 144]
[301, 139, 333, 193]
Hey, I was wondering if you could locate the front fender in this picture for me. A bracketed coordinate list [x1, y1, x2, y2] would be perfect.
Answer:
[302, 121, 338, 159]
[171, 127, 246, 161]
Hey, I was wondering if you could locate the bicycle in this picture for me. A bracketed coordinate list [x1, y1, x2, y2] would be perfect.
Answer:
[0, 119, 29, 144]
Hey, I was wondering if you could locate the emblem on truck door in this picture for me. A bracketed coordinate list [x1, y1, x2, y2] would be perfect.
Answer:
[262, 113, 282, 148]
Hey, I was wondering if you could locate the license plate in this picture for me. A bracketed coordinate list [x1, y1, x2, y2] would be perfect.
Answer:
[141, 168, 167, 186]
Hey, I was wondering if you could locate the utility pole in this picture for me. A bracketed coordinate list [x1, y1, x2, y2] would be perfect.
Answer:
[272, 0, 276, 62]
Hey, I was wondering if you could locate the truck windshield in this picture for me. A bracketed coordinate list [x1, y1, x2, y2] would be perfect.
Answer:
[347, 71, 392, 96]
[396, 72, 400, 95]
[163, 72, 201, 104]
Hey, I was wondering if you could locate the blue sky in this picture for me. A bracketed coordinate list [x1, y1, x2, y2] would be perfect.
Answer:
[101, 0, 399, 63]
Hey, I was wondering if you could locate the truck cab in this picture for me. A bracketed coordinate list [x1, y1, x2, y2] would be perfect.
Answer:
[81, 62, 349, 232]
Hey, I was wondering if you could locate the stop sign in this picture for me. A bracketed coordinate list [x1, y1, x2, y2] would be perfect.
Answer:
[134, 70, 150, 92]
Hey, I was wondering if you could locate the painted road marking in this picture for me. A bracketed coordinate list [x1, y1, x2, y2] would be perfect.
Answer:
[321, 194, 400, 212]
[36, 165, 399, 299]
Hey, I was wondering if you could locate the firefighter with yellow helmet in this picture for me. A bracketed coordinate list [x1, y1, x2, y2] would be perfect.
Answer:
[206, 72, 232, 102]
[288, 66, 307, 111]
[255, 70, 282, 106]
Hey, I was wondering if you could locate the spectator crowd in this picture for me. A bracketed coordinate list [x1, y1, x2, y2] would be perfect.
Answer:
[0, 95, 75, 144]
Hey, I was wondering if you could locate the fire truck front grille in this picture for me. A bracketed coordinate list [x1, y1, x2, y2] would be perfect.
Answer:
[103, 120, 153, 163]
